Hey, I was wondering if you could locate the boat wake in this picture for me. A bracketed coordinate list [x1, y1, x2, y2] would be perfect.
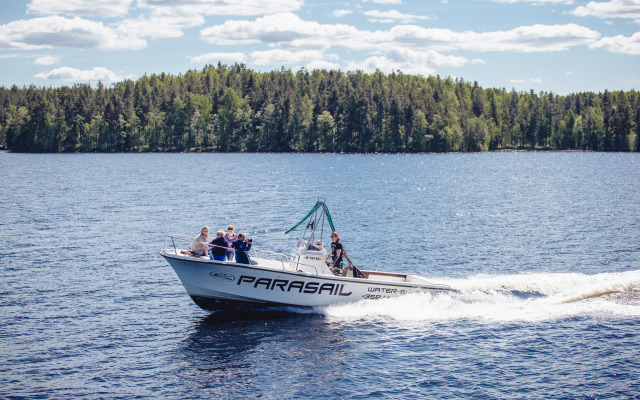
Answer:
[321, 269, 640, 322]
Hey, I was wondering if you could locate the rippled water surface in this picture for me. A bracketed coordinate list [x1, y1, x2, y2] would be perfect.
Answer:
[1, 152, 639, 399]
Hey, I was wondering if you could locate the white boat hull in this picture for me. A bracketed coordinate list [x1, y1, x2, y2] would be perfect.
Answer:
[161, 251, 450, 311]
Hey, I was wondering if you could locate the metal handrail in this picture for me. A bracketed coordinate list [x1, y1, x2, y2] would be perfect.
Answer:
[252, 249, 320, 275]
[288, 252, 321, 275]
[295, 261, 319, 275]
[162, 234, 327, 276]
[163, 234, 195, 255]
[251, 248, 289, 261]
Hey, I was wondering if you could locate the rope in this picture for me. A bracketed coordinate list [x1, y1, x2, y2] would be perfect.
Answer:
[285, 200, 336, 234]
[285, 200, 323, 234]
[205, 243, 231, 250]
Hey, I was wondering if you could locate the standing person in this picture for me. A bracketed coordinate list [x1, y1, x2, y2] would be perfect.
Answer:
[209, 231, 228, 261]
[232, 233, 252, 265]
[224, 225, 238, 261]
[191, 226, 209, 257]
[328, 231, 344, 275]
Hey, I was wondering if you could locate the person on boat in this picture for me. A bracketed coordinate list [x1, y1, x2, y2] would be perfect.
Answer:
[224, 225, 238, 261]
[232, 233, 252, 264]
[316, 240, 328, 261]
[209, 231, 228, 261]
[328, 232, 344, 275]
[191, 226, 210, 257]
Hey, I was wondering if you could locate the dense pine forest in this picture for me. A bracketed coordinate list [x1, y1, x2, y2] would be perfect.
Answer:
[1, 63, 639, 153]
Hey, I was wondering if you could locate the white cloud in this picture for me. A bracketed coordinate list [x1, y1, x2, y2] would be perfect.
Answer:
[187, 48, 342, 70]
[386, 48, 467, 67]
[197, 13, 629, 76]
[305, 60, 341, 70]
[0, 16, 146, 50]
[592, 31, 640, 54]
[201, 14, 601, 54]
[249, 49, 332, 65]
[137, 0, 303, 16]
[116, 10, 204, 39]
[345, 48, 467, 75]
[200, 13, 362, 49]
[364, 10, 431, 23]
[362, 0, 404, 4]
[24, 0, 305, 43]
[387, 23, 601, 52]
[333, 9, 354, 18]
[27, 0, 134, 17]
[469, 24, 600, 52]
[34, 55, 60, 65]
[488, 0, 574, 4]
[572, 0, 640, 19]
[190, 52, 247, 64]
[346, 56, 436, 75]
[35, 66, 123, 82]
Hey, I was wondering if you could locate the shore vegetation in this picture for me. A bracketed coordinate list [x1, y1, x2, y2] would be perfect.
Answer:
[1, 64, 638, 153]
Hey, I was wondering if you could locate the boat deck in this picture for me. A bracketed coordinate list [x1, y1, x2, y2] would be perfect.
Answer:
[162, 247, 441, 286]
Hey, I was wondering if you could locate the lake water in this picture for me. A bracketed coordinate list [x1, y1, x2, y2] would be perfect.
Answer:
[1, 151, 639, 399]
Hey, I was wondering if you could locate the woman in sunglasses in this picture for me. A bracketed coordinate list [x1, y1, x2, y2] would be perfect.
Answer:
[328, 231, 344, 275]
[224, 225, 238, 261]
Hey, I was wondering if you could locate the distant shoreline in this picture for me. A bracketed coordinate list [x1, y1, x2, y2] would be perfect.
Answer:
[0, 148, 618, 155]
[2, 66, 638, 154]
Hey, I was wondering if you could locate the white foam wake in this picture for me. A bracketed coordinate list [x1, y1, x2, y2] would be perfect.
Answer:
[322, 270, 640, 322]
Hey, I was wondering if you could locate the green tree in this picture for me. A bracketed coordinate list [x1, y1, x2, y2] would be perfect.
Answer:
[1, 64, 639, 154]
[412, 109, 428, 152]
[218, 88, 242, 151]
[316, 111, 335, 152]
[611, 92, 630, 151]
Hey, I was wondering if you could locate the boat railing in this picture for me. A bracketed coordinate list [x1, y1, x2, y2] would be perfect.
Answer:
[162, 234, 325, 276]
[251, 249, 322, 275]
[164, 234, 194, 254]
[250, 248, 290, 268]
[291, 259, 319, 275]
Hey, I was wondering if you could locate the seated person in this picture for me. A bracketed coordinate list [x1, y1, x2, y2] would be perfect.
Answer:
[316, 240, 328, 261]
[209, 231, 228, 261]
[191, 226, 209, 257]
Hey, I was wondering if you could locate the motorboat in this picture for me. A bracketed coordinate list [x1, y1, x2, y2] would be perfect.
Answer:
[161, 199, 451, 311]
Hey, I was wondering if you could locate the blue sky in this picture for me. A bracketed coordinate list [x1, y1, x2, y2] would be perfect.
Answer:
[0, 0, 639, 94]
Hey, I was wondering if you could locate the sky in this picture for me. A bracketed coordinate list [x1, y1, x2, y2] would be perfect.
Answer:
[0, 0, 639, 94]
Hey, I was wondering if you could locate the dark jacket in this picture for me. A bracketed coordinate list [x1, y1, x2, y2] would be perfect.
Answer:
[209, 236, 228, 257]
[330, 240, 343, 267]
[232, 240, 252, 264]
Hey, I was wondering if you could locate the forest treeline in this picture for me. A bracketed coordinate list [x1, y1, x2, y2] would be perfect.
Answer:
[1, 63, 639, 153]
